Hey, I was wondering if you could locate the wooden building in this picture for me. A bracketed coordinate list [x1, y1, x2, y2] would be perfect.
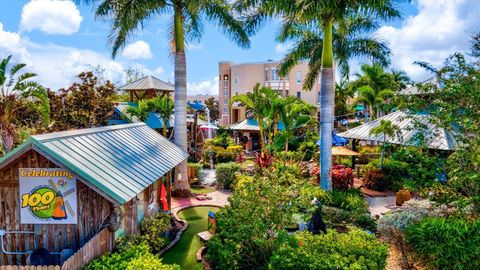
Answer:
[0, 123, 187, 266]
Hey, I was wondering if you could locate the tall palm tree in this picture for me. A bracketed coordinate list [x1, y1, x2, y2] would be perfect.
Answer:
[0, 55, 49, 154]
[370, 119, 400, 167]
[84, 0, 250, 196]
[236, 0, 400, 190]
[148, 96, 174, 137]
[335, 80, 355, 117]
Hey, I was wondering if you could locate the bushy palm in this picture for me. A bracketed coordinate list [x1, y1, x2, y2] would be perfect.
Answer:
[356, 86, 394, 121]
[83, 0, 250, 195]
[0, 55, 49, 154]
[335, 80, 355, 117]
[126, 99, 150, 122]
[149, 96, 174, 137]
[279, 98, 313, 154]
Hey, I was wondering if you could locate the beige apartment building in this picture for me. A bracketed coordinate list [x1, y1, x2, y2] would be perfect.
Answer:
[218, 60, 320, 126]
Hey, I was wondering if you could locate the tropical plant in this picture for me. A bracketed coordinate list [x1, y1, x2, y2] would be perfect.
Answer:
[334, 80, 355, 117]
[278, 97, 313, 154]
[204, 96, 219, 122]
[235, 0, 400, 191]
[83, 0, 250, 197]
[126, 99, 150, 122]
[0, 55, 49, 153]
[148, 96, 174, 137]
[370, 119, 400, 167]
[229, 84, 280, 153]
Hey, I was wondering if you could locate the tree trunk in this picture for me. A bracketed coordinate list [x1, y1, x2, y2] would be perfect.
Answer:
[319, 19, 334, 191]
[172, 5, 190, 197]
[380, 137, 386, 168]
[284, 137, 289, 165]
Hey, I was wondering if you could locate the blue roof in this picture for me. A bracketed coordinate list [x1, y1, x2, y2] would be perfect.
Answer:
[187, 101, 206, 111]
[316, 133, 349, 146]
[0, 123, 188, 205]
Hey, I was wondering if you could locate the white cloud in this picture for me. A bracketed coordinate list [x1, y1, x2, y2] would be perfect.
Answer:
[0, 23, 31, 63]
[122, 40, 153, 60]
[275, 43, 293, 54]
[20, 0, 83, 35]
[187, 77, 219, 95]
[154, 66, 165, 75]
[375, 0, 480, 81]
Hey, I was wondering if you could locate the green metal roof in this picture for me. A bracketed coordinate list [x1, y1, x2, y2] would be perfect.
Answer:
[0, 123, 188, 205]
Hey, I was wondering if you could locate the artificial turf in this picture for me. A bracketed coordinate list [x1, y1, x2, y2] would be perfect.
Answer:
[162, 206, 220, 270]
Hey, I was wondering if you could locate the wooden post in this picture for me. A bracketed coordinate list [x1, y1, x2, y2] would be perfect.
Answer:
[166, 171, 172, 211]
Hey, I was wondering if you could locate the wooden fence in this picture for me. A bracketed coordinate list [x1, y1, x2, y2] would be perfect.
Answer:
[0, 267, 60, 270]
[60, 228, 114, 270]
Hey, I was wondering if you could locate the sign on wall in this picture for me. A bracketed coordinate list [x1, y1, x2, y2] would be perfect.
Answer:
[19, 168, 77, 224]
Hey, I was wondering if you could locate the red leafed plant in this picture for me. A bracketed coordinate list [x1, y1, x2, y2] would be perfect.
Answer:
[235, 153, 246, 163]
[310, 166, 320, 184]
[255, 152, 274, 169]
[332, 164, 354, 190]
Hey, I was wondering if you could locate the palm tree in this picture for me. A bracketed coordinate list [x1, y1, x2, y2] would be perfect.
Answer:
[0, 55, 49, 154]
[276, 13, 391, 90]
[279, 98, 313, 153]
[370, 119, 400, 167]
[229, 83, 275, 153]
[236, 0, 400, 190]
[356, 85, 394, 121]
[148, 96, 174, 137]
[335, 80, 355, 117]
[84, 0, 250, 196]
[126, 99, 150, 121]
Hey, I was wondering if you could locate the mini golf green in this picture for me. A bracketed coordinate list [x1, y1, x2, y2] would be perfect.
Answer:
[162, 206, 220, 270]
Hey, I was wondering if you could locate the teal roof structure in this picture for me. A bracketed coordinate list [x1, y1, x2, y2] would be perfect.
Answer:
[0, 123, 188, 205]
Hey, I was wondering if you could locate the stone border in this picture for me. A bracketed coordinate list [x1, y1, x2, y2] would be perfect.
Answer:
[158, 204, 224, 256]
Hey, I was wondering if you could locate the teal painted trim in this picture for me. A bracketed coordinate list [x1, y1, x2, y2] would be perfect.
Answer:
[34, 142, 126, 205]
[0, 137, 35, 164]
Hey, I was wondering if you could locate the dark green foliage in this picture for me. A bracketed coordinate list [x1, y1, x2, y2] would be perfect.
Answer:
[298, 141, 318, 161]
[215, 162, 240, 189]
[326, 189, 377, 232]
[405, 217, 480, 270]
[85, 242, 179, 270]
[140, 212, 173, 253]
[269, 229, 388, 270]
[207, 171, 302, 270]
[391, 147, 445, 191]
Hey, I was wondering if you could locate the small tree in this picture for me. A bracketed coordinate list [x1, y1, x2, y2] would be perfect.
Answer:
[49, 72, 115, 131]
[148, 96, 174, 137]
[370, 120, 400, 168]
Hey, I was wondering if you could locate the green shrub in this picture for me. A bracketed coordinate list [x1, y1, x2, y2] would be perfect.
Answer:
[405, 217, 480, 270]
[269, 229, 388, 270]
[215, 162, 240, 189]
[226, 145, 243, 155]
[207, 171, 302, 270]
[140, 212, 172, 253]
[86, 242, 179, 270]
[215, 149, 236, 163]
[298, 141, 318, 161]
[126, 252, 180, 270]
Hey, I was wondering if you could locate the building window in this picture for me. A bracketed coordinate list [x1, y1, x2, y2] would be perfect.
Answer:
[285, 90, 289, 96]
[224, 98, 228, 104]
[235, 73, 239, 85]
[297, 91, 301, 99]
[223, 74, 229, 87]
[271, 68, 279, 81]
[224, 89, 228, 96]
[264, 68, 268, 81]
[223, 107, 228, 113]
[296, 71, 302, 84]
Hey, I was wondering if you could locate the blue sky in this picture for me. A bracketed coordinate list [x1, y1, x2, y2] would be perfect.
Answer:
[0, 0, 479, 95]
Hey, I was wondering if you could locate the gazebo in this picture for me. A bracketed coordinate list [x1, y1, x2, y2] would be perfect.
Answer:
[118, 75, 174, 102]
